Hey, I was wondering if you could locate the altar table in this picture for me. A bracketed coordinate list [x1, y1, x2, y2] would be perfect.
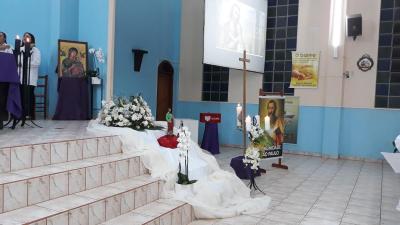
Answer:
[53, 77, 90, 120]
[200, 113, 221, 155]
[0, 53, 22, 119]
[381, 152, 400, 211]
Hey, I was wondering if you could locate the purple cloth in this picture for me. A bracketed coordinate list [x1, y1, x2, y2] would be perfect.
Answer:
[53, 77, 90, 120]
[201, 123, 220, 154]
[0, 53, 22, 119]
[230, 156, 261, 180]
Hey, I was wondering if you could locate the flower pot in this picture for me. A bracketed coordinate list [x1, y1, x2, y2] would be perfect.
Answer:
[175, 183, 194, 196]
[91, 77, 101, 85]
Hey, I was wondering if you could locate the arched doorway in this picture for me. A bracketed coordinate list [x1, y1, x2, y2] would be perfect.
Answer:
[156, 61, 174, 121]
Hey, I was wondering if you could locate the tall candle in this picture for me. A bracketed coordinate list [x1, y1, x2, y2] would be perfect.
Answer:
[264, 115, 271, 131]
[24, 37, 31, 57]
[245, 115, 251, 131]
[236, 103, 242, 127]
[14, 35, 21, 54]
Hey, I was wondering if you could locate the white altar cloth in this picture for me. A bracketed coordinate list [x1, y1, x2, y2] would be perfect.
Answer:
[381, 152, 400, 212]
[87, 120, 271, 219]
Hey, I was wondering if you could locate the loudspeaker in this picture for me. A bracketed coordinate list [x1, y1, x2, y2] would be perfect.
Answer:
[132, 49, 148, 72]
[347, 14, 362, 40]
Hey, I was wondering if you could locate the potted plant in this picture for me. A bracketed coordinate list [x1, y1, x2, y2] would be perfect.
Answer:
[87, 48, 105, 84]
[176, 125, 197, 189]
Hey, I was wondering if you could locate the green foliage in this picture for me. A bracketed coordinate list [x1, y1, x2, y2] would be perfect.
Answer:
[177, 172, 197, 185]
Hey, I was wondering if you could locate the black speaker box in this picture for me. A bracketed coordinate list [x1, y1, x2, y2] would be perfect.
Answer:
[347, 14, 362, 40]
[132, 49, 148, 72]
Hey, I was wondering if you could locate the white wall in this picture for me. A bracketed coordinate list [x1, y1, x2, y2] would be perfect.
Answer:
[228, 69, 263, 104]
[296, 0, 381, 109]
[342, 0, 380, 108]
[179, 0, 204, 101]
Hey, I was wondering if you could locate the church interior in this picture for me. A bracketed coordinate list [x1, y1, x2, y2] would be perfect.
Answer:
[0, 0, 399, 225]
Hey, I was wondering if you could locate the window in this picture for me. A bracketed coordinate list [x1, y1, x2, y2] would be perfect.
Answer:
[376, 0, 400, 108]
[202, 64, 229, 102]
[263, 0, 299, 95]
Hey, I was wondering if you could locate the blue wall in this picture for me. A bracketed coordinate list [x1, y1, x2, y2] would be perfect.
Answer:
[78, 0, 109, 113]
[0, 0, 108, 117]
[113, 0, 181, 112]
[0, 0, 58, 115]
[175, 101, 400, 160]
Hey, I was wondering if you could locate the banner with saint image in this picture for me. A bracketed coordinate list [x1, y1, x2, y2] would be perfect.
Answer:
[290, 52, 320, 88]
[259, 96, 285, 158]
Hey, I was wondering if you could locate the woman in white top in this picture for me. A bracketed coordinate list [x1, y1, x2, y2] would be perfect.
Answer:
[18, 32, 41, 120]
[0, 32, 13, 54]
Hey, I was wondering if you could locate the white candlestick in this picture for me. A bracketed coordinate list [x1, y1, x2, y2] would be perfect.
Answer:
[264, 116, 271, 131]
[245, 115, 251, 131]
[255, 115, 260, 126]
[236, 103, 242, 127]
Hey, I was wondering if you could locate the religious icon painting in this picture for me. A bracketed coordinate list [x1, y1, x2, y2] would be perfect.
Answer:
[58, 40, 88, 78]
[259, 96, 285, 158]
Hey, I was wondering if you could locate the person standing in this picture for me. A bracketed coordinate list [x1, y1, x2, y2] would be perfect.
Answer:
[18, 32, 41, 120]
[0, 32, 12, 53]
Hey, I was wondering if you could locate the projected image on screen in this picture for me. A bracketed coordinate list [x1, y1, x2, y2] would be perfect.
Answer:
[217, 1, 262, 56]
[204, 0, 267, 73]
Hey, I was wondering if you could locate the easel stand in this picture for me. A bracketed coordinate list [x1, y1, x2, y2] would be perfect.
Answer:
[272, 158, 288, 169]
[6, 44, 42, 129]
[259, 89, 289, 170]
[248, 170, 265, 195]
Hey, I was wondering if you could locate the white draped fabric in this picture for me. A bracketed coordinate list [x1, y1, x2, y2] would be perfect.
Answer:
[87, 120, 271, 219]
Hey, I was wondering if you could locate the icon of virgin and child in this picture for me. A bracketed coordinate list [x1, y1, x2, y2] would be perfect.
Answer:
[61, 47, 85, 77]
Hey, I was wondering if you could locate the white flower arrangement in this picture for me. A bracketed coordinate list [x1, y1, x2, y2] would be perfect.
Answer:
[98, 95, 156, 130]
[248, 123, 265, 143]
[89, 48, 105, 64]
[177, 126, 191, 158]
[243, 146, 261, 170]
[176, 125, 196, 185]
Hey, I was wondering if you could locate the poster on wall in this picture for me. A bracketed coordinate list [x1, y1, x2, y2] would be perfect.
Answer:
[284, 96, 299, 144]
[290, 52, 320, 88]
[259, 96, 285, 158]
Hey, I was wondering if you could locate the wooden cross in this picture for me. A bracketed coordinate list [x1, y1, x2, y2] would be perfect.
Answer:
[239, 50, 250, 150]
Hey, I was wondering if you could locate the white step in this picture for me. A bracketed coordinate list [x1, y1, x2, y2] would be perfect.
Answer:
[0, 175, 160, 225]
[100, 199, 194, 225]
[0, 152, 148, 213]
[0, 135, 123, 173]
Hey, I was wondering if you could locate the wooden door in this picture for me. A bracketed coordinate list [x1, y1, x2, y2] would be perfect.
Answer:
[156, 61, 173, 121]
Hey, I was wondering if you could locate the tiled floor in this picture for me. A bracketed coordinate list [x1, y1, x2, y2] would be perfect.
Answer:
[190, 147, 400, 225]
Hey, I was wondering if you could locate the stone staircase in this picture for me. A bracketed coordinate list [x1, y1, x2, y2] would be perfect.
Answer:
[0, 135, 194, 225]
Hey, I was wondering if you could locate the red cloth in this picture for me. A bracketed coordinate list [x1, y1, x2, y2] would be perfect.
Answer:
[157, 135, 178, 149]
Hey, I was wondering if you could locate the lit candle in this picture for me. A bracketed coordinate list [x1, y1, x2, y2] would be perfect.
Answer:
[24, 37, 31, 57]
[14, 35, 21, 54]
[245, 115, 251, 131]
[236, 103, 242, 127]
[264, 115, 270, 131]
